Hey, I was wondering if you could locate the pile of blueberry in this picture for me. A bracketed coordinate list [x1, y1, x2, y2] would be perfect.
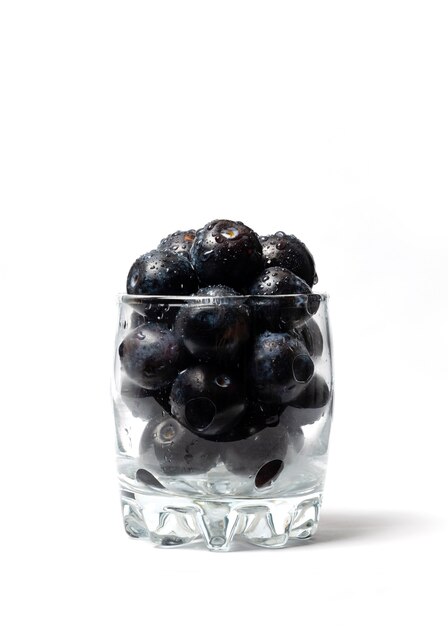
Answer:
[119, 219, 330, 488]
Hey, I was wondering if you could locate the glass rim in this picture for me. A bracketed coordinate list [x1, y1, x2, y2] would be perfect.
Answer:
[118, 292, 328, 303]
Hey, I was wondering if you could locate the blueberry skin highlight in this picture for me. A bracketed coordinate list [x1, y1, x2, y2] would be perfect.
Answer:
[170, 365, 247, 437]
[250, 331, 314, 404]
[190, 219, 263, 291]
[126, 249, 198, 296]
[174, 286, 250, 362]
[119, 323, 184, 391]
[139, 417, 220, 476]
[259, 231, 317, 288]
[157, 229, 196, 259]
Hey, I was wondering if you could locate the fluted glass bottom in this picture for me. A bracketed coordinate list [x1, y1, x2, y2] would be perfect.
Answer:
[121, 488, 321, 551]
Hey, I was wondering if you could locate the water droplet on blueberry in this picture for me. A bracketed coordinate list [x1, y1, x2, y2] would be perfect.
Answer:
[202, 250, 214, 261]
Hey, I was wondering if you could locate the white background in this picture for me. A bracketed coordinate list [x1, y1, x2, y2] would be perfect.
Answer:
[1, 1, 447, 624]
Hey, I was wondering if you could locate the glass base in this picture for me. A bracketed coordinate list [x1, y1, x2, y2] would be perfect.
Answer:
[121, 488, 322, 551]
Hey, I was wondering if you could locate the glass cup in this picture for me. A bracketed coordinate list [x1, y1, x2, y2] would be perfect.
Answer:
[112, 293, 333, 550]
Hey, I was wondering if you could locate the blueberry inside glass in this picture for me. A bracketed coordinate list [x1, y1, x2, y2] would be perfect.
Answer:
[113, 218, 333, 550]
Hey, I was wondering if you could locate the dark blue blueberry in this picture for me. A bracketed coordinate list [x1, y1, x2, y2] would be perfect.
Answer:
[170, 365, 247, 437]
[190, 285, 239, 298]
[139, 416, 220, 476]
[190, 219, 263, 291]
[119, 323, 184, 390]
[249, 267, 320, 331]
[120, 378, 173, 418]
[248, 400, 283, 428]
[213, 400, 287, 442]
[129, 311, 146, 329]
[208, 409, 269, 442]
[126, 300, 178, 328]
[174, 286, 250, 362]
[249, 266, 312, 297]
[295, 317, 324, 357]
[250, 331, 314, 404]
[281, 374, 331, 427]
[119, 373, 157, 417]
[157, 229, 196, 258]
[152, 385, 173, 414]
[126, 249, 198, 296]
[222, 424, 289, 486]
[143, 301, 179, 328]
[259, 231, 317, 287]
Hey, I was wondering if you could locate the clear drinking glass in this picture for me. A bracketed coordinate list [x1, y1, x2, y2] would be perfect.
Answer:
[112, 293, 333, 550]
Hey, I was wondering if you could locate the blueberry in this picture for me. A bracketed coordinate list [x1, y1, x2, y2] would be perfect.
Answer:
[191, 285, 240, 298]
[119, 373, 157, 417]
[119, 323, 184, 390]
[214, 401, 285, 442]
[174, 286, 250, 362]
[139, 416, 220, 476]
[250, 331, 314, 404]
[125, 299, 179, 329]
[190, 219, 263, 291]
[120, 378, 173, 418]
[281, 374, 331, 427]
[210, 409, 270, 442]
[152, 385, 173, 414]
[249, 266, 314, 298]
[126, 249, 198, 296]
[259, 231, 317, 287]
[170, 365, 247, 437]
[295, 317, 324, 357]
[145, 301, 180, 328]
[222, 424, 289, 485]
[129, 311, 146, 329]
[249, 267, 320, 331]
[120, 373, 151, 399]
[214, 420, 263, 442]
[248, 400, 283, 428]
[157, 229, 196, 258]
